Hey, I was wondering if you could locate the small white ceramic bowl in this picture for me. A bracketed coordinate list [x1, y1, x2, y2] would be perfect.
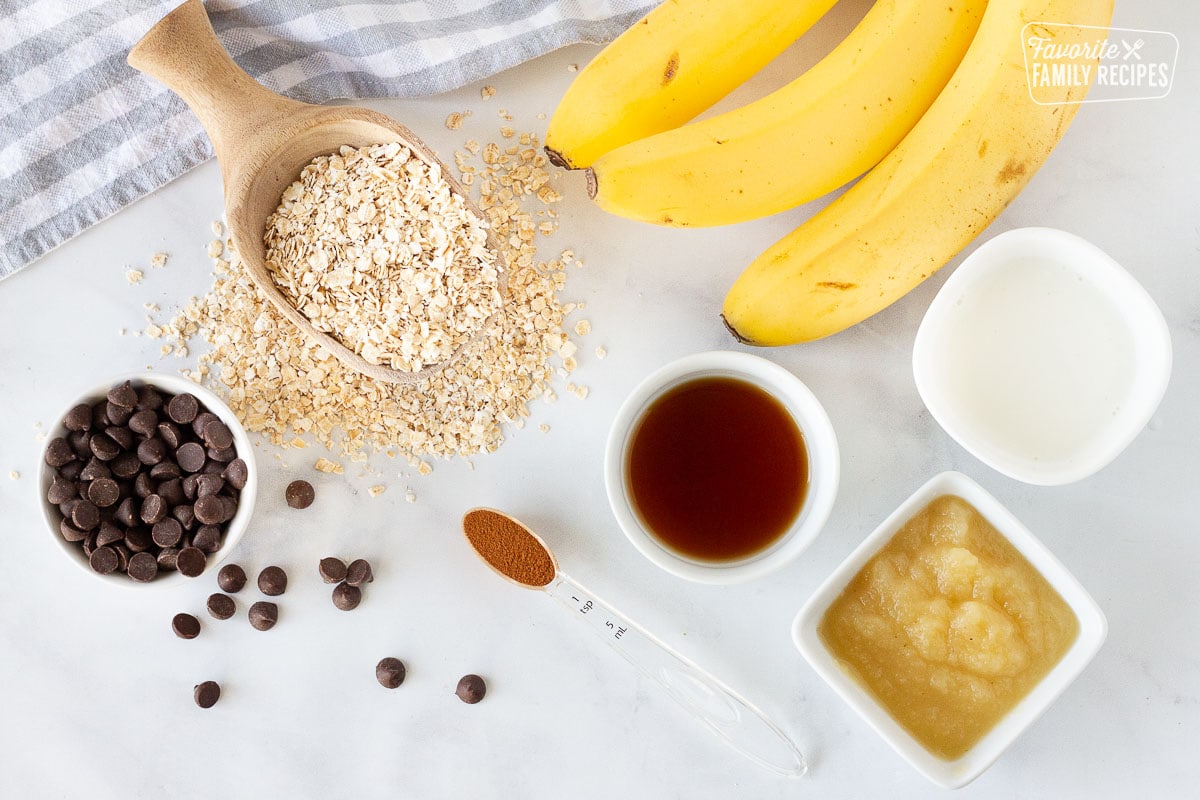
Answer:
[38, 373, 257, 588]
[793, 471, 1106, 789]
[604, 351, 839, 584]
[913, 227, 1171, 486]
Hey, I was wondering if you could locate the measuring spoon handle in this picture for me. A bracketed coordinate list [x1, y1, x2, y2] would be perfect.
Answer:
[546, 574, 806, 777]
[127, 0, 308, 186]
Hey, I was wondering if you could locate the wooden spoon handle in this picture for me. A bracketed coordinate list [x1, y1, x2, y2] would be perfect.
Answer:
[127, 0, 308, 187]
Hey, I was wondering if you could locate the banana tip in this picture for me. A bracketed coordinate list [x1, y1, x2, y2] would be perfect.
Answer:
[585, 168, 597, 199]
[721, 313, 758, 345]
[544, 146, 573, 170]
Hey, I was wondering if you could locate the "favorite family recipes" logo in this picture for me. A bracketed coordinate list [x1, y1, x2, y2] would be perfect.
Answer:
[1023, 23, 1179, 104]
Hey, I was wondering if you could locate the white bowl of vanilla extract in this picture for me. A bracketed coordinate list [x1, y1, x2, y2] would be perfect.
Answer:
[605, 351, 839, 584]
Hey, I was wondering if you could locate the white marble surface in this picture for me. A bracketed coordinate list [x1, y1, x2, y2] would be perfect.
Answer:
[2, 2, 1198, 797]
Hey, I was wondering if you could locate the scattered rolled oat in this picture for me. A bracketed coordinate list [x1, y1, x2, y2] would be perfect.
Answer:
[126, 269, 144, 284]
[445, 111, 467, 130]
[480, 85, 496, 100]
[263, 142, 502, 373]
[538, 424, 550, 433]
[404, 489, 417, 504]
[315, 458, 344, 475]
[368, 485, 386, 498]
[151, 252, 169, 268]
[211, 220, 224, 238]
[206, 240, 224, 259]
[162, 127, 584, 466]
[574, 320, 591, 336]
[9, 471, 19, 480]
[567, 63, 578, 72]
[595, 346, 607, 359]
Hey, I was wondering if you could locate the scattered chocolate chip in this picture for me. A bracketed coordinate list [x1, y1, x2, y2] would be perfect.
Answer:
[176, 546, 207, 577]
[207, 593, 236, 620]
[346, 559, 374, 587]
[376, 657, 406, 689]
[89, 546, 119, 575]
[171, 613, 200, 639]
[167, 393, 199, 425]
[318, 557, 347, 584]
[455, 674, 486, 704]
[285, 480, 315, 510]
[45, 437, 75, 467]
[64, 404, 93, 432]
[332, 581, 361, 611]
[248, 601, 278, 631]
[193, 680, 220, 708]
[107, 381, 138, 409]
[127, 551, 158, 582]
[257, 566, 287, 596]
[217, 564, 247, 593]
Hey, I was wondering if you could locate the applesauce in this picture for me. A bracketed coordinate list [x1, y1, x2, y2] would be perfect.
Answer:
[818, 495, 1079, 760]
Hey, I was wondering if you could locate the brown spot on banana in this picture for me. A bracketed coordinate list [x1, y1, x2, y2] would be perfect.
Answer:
[817, 281, 858, 290]
[977, 139, 988, 158]
[996, 159, 1027, 184]
[663, 52, 680, 85]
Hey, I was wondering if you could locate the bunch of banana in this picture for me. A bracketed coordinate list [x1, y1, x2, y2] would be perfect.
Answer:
[543, 0, 838, 170]
[585, 0, 986, 227]
[721, 0, 1115, 345]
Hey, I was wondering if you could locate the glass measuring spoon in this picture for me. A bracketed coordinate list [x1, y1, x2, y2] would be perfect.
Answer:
[462, 508, 806, 777]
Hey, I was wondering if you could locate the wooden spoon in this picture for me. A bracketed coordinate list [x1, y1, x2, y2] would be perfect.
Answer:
[127, 0, 506, 385]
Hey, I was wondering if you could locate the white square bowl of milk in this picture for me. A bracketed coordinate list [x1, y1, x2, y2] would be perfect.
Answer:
[912, 227, 1172, 486]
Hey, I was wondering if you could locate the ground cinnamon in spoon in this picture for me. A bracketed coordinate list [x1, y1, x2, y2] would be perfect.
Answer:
[462, 509, 556, 588]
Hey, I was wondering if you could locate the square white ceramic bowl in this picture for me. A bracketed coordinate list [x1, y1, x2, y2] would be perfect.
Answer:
[38, 373, 257, 589]
[605, 351, 839, 584]
[913, 227, 1171, 486]
[793, 471, 1106, 789]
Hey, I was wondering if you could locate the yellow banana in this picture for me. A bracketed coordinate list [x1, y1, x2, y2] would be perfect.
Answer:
[544, 0, 838, 170]
[587, 0, 986, 227]
[722, 0, 1115, 346]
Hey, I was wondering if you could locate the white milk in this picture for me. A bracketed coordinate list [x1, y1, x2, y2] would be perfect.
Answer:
[933, 256, 1136, 465]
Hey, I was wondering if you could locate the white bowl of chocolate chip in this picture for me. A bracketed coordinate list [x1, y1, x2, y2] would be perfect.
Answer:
[39, 373, 257, 587]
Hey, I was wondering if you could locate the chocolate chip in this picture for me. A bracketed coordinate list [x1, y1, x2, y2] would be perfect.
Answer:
[45, 437, 75, 467]
[111, 451, 142, 479]
[182, 473, 199, 500]
[193, 681, 221, 709]
[218, 496, 238, 523]
[157, 548, 179, 571]
[136, 438, 166, 466]
[79, 458, 112, 482]
[248, 601, 278, 631]
[104, 425, 134, 451]
[59, 519, 89, 543]
[47, 477, 77, 505]
[176, 442, 206, 473]
[115, 497, 139, 526]
[217, 564, 247, 593]
[89, 546, 119, 575]
[59, 459, 84, 481]
[91, 401, 110, 429]
[158, 478, 185, 506]
[134, 472, 155, 499]
[345, 559, 374, 587]
[128, 409, 159, 437]
[167, 393, 199, 425]
[150, 460, 182, 480]
[207, 445, 236, 463]
[87, 477, 120, 508]
[152, 518, 183, 548]
[96, 521, 124, 547]
[285, 480, 314, 510]
[202, 460, 226, 476]
[71, 500, 100, 530]
[455, 674, 486, 704]
[222, 459, 249, 491]
[113, 544, 131, 573]
[207, 593, 236, 620]
[193, 495, 223, 525]
[68, 431, 93, 459]
[172, 612, 201, 639]
[192, 412, 218, 439]
[318, 557, 347, 584]
[124, 526, 153, 553]
[157, 421, 182, 449]
[136, 385, 164, 412]
[128, 551, 158, 582]
[332, 581, 361, 611]
[176, 546, 206, 577]
[107, 381, 138, 409]
[376, 657, 406, 689]
[140, 494, 166, 524]
[105, 401, 133, 426]
[172, 503, 197, 531]
[192, 525, 222, 553]
[64, 403, 93, 432]
[195, 474, 224, 498]
[257, 566, 287, 596]
[204, 421, 234, 450]
[82, 532, 97, 557]
[88, 433, 120, 462]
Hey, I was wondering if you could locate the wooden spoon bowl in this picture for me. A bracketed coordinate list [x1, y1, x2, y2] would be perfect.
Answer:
[128, 0, 505, 385]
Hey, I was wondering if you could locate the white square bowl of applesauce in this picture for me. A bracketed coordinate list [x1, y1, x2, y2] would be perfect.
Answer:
[792, 471, 1106, 789]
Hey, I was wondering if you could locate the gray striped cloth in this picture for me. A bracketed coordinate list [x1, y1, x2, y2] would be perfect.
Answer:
[0, 0, 656, 280]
